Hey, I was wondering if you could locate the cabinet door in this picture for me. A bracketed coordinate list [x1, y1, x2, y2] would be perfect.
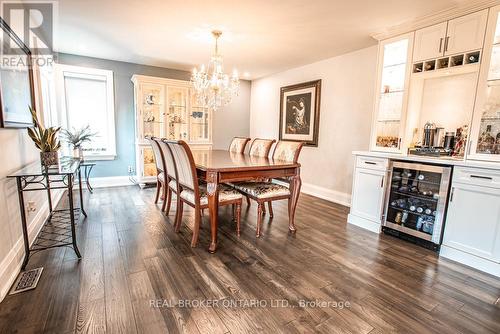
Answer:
[413, 22, 448, 62]
[166, 86, 189, 140]
[443, 183, 500, 262]
[351, 168, 387, 223]
[445, 10, 488, 56]
[468, 6, 500, 162]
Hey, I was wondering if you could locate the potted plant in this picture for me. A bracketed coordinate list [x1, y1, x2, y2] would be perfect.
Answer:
[61, 125, 97, 160]
[27, 107, 61, 167]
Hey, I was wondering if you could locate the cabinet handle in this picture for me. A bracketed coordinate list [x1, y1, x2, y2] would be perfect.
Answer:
[449, 187, 454, 202]
[444, 36, 450, 52]
[470, 175, 493, 181]
[439, 38, 443, 53]
[364, 161, 377, 165]
[381, 177, 384, 188]
[398, 138, 402, 149]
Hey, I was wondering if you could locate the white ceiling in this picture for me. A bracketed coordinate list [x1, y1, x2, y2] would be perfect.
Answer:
[53, 0, 470, 79]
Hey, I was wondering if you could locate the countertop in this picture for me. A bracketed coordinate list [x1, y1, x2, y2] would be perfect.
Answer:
[352, 150, 500, 170]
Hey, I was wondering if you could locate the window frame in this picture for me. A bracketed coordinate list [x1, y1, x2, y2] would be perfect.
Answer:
[54, 64, 116, 160]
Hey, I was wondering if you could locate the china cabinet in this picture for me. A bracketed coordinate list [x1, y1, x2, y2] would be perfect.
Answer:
[469, 5, 500, 162]
[132, 75, 212, 185]
[370, 32, 414, 153]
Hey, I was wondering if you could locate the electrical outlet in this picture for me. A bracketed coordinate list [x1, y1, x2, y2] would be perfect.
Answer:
[128, 166, 135, 174]
[27, 201, 37, 213]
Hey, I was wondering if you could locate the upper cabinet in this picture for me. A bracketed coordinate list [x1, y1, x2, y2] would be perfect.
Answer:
[413, 10, 488, 62]
[414, 22, 448, 62]
[445, 10, 488, 56]
[469, 6, 500, 162]
[371, 33, 414, 153]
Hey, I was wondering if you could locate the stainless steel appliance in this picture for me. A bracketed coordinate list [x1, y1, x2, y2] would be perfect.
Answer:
[382, 161, 452, 249]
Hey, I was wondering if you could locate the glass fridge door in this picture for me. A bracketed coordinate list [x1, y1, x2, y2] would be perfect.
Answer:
[384, 162, 451, 244]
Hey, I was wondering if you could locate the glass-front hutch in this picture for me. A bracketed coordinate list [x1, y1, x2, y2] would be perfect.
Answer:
[132, 75, 212, 185]
[370, 32, 414, 153]
[469, 5, 500, 162]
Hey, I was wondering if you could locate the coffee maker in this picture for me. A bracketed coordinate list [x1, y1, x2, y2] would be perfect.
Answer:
[409, 122, 449, 156]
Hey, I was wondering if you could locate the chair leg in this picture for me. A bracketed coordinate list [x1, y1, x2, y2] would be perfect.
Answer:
[256, 203, 264, 237]
[154, 180, 161, 204]
[236, 203, 241, 237]
[268, 202, 274, 218]
[161, 183, 169, 212]
[262, 202, 266, 214]
[246, 196, 251, 207]
[232, 204, 236, 221]
[165, 188, 173, 215]
[191, 207, 201, 247]
[175, 200, 183, 232]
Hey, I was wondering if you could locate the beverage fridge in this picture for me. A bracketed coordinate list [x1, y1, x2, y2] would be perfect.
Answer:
[382, 161, 452, 250]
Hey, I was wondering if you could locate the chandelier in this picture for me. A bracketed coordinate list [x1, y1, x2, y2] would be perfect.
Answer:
[191, 30, 239, 111]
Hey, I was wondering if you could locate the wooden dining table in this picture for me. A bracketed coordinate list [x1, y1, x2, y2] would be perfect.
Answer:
[191, 149, 302, 253]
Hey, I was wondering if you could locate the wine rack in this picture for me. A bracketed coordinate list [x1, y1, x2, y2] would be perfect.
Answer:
[383, 161, 452, 247]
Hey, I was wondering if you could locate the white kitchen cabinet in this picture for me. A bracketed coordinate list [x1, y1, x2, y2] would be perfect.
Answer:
[445, 10, 488, 56]
[443, 167, 500, 264]
[348, 156, 389, 233]
[413, 22, 448, 62]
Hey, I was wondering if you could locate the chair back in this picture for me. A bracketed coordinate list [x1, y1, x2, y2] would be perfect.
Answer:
[249, 138, 276, 157]
[145, 137, 164, 173]
[272, 141, 304, 163]
[166, 140, 198, 191]
[158, 139, 176, 180]
[229, 137, 250, 153]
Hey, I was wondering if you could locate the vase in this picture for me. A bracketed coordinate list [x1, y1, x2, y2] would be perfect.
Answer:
[72, 147, 83, 160]
[40, 151, 59, 168]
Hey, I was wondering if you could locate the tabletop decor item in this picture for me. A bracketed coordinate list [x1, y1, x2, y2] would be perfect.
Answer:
[61, 125, 97, 159]
[27, 107, 61, 167]
[279, 80, 321, 147]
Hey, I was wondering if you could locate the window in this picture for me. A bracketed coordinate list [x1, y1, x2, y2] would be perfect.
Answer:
[54, 64, 116, 160]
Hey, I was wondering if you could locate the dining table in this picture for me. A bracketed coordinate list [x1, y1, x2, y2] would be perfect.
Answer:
[191, 149, 302, 253]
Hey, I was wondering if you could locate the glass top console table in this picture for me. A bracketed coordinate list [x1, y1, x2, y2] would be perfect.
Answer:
[8, 158, 88, 270]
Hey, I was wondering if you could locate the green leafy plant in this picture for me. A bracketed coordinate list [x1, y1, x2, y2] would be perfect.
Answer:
[61, 125, 97, 149]
[27, 107, 61, 152]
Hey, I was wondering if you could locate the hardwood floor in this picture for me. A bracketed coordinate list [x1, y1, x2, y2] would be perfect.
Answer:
[0, 186, 499, 333]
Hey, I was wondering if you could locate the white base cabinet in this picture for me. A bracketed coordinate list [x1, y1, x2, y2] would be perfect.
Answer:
[441, 167, 500, 276]
[348, 156, 389, 233]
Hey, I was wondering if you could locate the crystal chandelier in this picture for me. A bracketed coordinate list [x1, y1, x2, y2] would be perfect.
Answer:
[191, 30, 239, 111]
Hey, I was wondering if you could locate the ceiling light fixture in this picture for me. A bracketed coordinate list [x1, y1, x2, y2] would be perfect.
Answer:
[191, 30, 239, 111]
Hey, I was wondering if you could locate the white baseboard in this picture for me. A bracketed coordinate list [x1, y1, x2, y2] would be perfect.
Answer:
[440, 245, 500, 277]
[301, 182, 351, 207]
[347, 213, 382, 234]
[0, 189, 64, 302]
[89, 176, 134, 189]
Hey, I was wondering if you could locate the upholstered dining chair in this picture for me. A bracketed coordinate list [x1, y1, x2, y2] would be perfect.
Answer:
[234, 140, 304, 237]
[145, 137, 168, 207]
[157, 139, 179, 215]
[166, 140, 244, 246]
[229, 137, 251, 153]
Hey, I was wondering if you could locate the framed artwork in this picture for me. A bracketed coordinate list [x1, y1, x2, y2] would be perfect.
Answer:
[279, 79, 321, 147]
[0, 18, 35, 128]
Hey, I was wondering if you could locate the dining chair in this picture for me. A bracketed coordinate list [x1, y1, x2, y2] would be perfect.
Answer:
[157, 138, 179, 215]
[233, 140, 304, 237]
[145, 137, 167, 207]
[166, 140, 244, 246]
[242, 138, 276, 209]
[229, 136, 251, 153]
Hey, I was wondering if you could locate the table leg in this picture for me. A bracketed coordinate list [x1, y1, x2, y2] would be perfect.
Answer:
[288, 168, 302, 233]
[78, 167, 87, 218]
[68, 174, 82, 259]
[86, 165, 94, 193]
[17, 178, 30, 270]
[206, 171, 220, 253]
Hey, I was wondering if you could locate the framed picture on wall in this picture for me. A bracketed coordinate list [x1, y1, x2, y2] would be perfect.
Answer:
[279, 79, 321, 147]
[0, 18, 35, 128]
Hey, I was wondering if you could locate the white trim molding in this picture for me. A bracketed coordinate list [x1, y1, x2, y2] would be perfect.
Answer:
[0, 190, 64, 302]
[300, 182, 351, 207]
[371, 0, 500, 40]
[89, 176, 134, 189]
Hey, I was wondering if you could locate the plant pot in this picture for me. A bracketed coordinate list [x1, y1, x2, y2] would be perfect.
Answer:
[72, 147, 83, 160]
[40, 151, 59, 168]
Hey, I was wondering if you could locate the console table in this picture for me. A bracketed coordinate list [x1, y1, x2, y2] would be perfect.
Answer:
[8, 158, 87, 270]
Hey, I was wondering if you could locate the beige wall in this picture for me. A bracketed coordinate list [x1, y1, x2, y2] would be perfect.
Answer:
[250, 46, 378, 205]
